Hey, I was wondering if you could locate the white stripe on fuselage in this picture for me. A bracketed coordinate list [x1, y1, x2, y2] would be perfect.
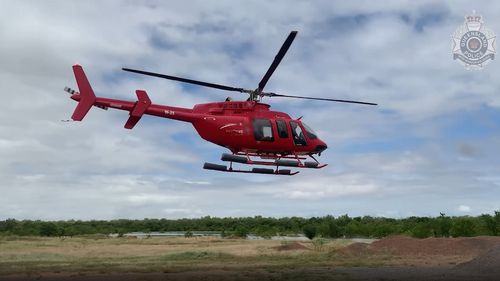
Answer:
[219, 123, 238, 130]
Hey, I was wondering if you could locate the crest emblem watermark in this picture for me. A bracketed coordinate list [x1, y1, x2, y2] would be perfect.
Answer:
[452, 11, 496, 70]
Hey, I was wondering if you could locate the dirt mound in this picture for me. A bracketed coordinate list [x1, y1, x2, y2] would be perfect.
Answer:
[457, 245, 500, 272]
[274, 242, 310, 251]
[371, 235, 500, 257]
[337, 242, 370, 256]
[338, 236, 500, 258]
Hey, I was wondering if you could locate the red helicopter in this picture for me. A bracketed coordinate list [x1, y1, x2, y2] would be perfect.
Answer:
[65, 31, 376, 175]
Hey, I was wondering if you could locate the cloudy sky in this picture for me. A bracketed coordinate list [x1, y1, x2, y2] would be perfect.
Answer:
[1, 0, 499, 220]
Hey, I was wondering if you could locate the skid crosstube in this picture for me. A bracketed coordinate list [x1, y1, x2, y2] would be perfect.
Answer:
[203, 163, 299, 176]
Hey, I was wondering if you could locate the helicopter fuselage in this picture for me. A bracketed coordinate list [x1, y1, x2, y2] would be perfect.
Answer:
[72, 89, 327, 156]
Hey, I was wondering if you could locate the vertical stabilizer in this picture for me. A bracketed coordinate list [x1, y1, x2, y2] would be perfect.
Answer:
[71, 65, 96, 121]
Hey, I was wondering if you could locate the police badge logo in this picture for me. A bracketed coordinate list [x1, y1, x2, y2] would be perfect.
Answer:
[452, 11, 496, 70]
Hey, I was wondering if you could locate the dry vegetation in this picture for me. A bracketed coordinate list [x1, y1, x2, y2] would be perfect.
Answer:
[0, 236, 373, 276]
[2, 235, 500, 280]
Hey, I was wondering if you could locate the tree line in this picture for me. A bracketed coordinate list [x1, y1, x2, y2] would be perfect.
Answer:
[0, 212, 499, 239]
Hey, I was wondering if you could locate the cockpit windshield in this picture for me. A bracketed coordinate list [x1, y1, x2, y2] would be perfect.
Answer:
[302, 122, 318, 139]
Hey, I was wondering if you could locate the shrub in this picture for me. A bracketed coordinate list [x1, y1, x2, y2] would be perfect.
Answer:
[312, 237, 326, 251]
[450, 217, 475, 237]
[303, 224, 317, 240]
[234, 226, 249, 238]
[411, 223, 431, 238]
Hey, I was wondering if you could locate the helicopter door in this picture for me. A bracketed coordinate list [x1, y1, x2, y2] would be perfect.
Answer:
[290, 121, 306, 146]
[275, 120, 289, 138]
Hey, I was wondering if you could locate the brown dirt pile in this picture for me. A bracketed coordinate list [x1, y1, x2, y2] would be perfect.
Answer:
[336, 242, 370, 256]
[338, 236, 500, 257]
[273, 242, 310, 251]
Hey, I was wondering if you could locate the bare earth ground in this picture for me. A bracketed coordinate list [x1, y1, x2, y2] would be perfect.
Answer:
[1, 235, 500, 281]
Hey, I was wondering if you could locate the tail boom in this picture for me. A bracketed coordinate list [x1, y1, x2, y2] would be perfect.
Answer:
[67, 65, 199, 127]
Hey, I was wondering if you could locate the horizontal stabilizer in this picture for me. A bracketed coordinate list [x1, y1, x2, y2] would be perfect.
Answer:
[124, 116, 141, 129]
[124, 90, 152, 129]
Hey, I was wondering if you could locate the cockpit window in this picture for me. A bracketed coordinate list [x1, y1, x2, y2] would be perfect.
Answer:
[290, 121, 306, 146]
[302, 122, 318, 139]
[253, 119, 274, 142]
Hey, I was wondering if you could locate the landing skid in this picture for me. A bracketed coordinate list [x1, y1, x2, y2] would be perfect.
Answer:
[203, 152, 327, 175]
[203, 163, 299, 175]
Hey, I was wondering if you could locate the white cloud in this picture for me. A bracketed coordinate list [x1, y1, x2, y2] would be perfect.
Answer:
[163, 208, 204, 218]
[126, 194, 183, 205]
[458, 205, 472, 213]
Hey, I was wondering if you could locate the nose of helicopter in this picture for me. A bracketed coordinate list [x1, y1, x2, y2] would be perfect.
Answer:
[314, 140, 328, 154]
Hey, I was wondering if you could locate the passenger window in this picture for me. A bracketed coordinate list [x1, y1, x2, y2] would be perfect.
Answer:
[276, 120, 288, 138]
[290, 121, 306, 146]
[253, 119, 274, 141]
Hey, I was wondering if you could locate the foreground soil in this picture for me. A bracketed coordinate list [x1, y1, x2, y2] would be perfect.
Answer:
[1, 235, 500, 281]
[2, 266, 500, 281]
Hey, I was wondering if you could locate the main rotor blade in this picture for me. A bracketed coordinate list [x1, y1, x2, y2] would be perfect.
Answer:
[122, 68, 248, 93]
[257, 31, 298, 93]
[263, 92, 377, 105]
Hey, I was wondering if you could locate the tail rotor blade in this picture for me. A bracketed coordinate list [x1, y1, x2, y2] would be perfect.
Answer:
[64, 86, 78, 95]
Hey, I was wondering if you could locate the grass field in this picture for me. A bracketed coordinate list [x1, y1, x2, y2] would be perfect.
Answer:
[2, 236, 498, 281]
[0, 236, 381, 276]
